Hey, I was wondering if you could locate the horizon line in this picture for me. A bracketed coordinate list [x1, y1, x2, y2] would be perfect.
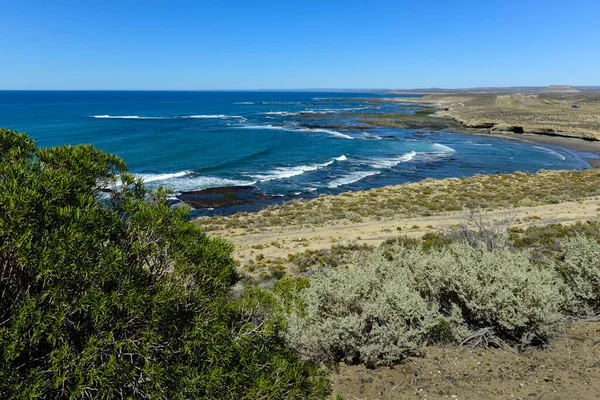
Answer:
[1, 85, 599, 92]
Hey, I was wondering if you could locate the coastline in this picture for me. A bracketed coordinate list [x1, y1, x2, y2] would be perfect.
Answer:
[187, 102, 600, 213]
[387, 92, 600, 141]
[380, 93, 600, 168]
[483, 131, 600, 168]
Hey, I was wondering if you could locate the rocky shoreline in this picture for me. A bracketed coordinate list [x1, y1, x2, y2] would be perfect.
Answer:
[182, 93, 600, 210]
[388, 92, 600, 141]
[176, 186, 275, 209]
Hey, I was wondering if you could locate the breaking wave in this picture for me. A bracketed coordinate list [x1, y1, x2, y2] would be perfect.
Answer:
[136, 171, 255, 191]
[432, 143, 456, 153]
[238, 124, 353, 139]
[187, 115, 244, 119]
[368, 151, 417, 169]
[533, 146, 567, 160]
[361, 132, 382, 140]
[137, 171, 194, 183]
[249, 155, 344, 182]
[327, 171, 381, 188]
[92, 115, 165, 120]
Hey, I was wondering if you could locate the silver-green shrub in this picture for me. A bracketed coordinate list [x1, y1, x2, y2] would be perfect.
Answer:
[286, 243, 564, 366]
[403, 243, 564, 342]
[285, 256, 438, 366]
[559, 234, 600, 316]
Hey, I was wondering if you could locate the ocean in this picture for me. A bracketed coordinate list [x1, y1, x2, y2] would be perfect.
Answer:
[0, 90, 592, 216]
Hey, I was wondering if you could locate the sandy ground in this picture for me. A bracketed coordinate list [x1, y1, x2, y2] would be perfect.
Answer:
[216, 197, 600, 266]
[330, 320, 600, 400]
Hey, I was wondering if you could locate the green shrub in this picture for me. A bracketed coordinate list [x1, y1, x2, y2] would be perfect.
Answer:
[0, 129, 328, 399]
[285, 261, 438, 366]
[288, 243, 373, 272]
[285, 243, 564, 367]
[511, 220, 600, 261]
[559, 235, 600, 316]
[403, 243, 564, 342]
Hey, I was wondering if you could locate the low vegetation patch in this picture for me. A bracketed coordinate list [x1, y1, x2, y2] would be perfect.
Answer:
[197, 169, 600, 231]
[283, 218, 600, 368]
[285, 243, 563, 366]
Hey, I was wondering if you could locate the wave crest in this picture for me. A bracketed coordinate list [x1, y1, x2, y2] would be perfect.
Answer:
[249, 155, 344, 182]
[238, 124, 353, 139]
[368, 151, 417, 169]
[327, 171, 380, 188]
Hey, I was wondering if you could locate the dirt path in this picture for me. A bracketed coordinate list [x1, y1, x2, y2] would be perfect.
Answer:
[213, 197, 600, 263]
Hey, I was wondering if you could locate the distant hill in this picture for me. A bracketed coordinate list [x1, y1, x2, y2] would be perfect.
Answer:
[394, 85, 600, 94]
[541, 85, 580, 93]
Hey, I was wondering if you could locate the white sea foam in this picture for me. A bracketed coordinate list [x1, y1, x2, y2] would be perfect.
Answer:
[93, 115, 164, 120]
[187, 114, 244, 119]
[335, 155, 348, 161]
[464, 141, 493, 146]
[238, 124, 353, 139]
[338, 106, 368, 112]
[249, 156, 342, 182]
[327, 171, 380, 188]
[238, 124, 289, 131]
[137, 171, 194, 183]
[361, 132, 382, 140]
[136, 171, 255, 191]
[262, 111, 296, 116]
[296, 127, 353, 139]
[432, 143, 456, 153]
[164, 176, 256, 191]
[234, 102, 255, 105]
[368, 151, 417, 169]
[296, 107, 367, 114]
[533, 146, 566, 160]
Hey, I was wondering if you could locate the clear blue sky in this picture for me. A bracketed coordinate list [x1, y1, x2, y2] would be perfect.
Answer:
[1, 0, 599, 89]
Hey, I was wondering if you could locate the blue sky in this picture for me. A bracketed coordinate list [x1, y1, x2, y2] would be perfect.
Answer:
[1, 0, 599, 89]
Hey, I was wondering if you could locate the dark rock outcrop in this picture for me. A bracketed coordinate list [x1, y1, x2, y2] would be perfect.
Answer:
[177, 186, 274, 209]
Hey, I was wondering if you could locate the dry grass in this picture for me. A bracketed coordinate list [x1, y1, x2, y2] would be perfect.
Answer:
[195, 168, 600, 231]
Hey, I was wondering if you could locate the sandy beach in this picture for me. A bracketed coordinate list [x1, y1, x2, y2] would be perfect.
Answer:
[486, 131, 600, 167]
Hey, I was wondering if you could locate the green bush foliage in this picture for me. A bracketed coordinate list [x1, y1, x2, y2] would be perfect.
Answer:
[0, 129, 328, 399]
[285, 261, 437, 366]
[286, 243, 564, 366]
[559, 234, 600, 316]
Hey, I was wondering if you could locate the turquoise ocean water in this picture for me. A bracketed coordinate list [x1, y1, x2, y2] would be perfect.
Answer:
[0, 91, 592, 215]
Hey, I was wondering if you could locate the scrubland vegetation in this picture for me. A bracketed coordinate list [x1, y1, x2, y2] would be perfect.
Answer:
[283, 232, 600, 367]
[196, 168, 600, 231]
[3, 128, 600, 398]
